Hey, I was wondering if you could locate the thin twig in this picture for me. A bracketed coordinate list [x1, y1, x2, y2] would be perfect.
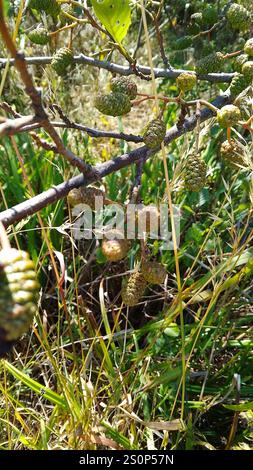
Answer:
[0, 1, 96, 176]
[0, 94, 230, 228]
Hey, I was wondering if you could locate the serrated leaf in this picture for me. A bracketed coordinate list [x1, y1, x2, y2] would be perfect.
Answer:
[91, 0, 131, 44]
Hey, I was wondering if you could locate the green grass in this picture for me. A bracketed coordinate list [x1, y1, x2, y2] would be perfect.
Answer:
[0, 0, 253, 451]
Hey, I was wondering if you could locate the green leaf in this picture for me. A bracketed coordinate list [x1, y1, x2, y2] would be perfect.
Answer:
[223, 402, 253, 412]
[4, 361, 67, 409]
[91, 0, 131, 44]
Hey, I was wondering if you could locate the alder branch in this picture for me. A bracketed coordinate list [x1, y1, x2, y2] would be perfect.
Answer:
[19, 120, 144, 143]
[0, 94, 230, 228]
[0, 115, 38, 137]
[0, 1, 96, 176]
[0, 54, 235, 83]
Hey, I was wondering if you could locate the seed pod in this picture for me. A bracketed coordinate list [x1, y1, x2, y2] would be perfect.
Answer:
[51, 47, 74, 76]
[195, 52, 224, 74]
[220, 139, 244, 168]
[101, 229, 130, 262]
[229, 73, 251, 98]
[226, 3, 251, 31]
[141, 260, 167, 285]
[202, 5, 218, 26]
[0, 249, 40, 342]
[233, 54, 248, 73]
[244, 38, 253, 57]
[176, 72, 197, 92]
[28, 27, 50, 45]
[184, 154, 207, 192]
[110, 76, 137, 100]
[143, 119, 166, 149]
[94, 92, 131, 116]
[242, 61, 253, 82]
[67, 186, 105, 210]
[217, 105, 241, 128]
[121, 271, 147, 306]
[28, 0, 61, 17]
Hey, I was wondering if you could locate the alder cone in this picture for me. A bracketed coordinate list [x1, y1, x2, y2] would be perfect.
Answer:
[28, 27, 49, 45]
[0, 249, 39, 341]
[172, 36, 192, 50]
[229, 73, 251, 98]
[51, 47, 74, 76]
[28, 0, 61, 17]
[201, 5, 218, 26]
[233, 54, 248, 73]
[176, 72, 197, 92]
[143, 119, 166, 149]
[121, 271, 147, 306]
[110, 76, 137, 100]
[67, 186, 105, 210]
[226, 3, 251, 31]
[184, 154, 207, 192]
[242, 61, 253, 82]
[141, 260, 167, 285]
[101, 229, 130, 262]
[217, 105, 241, 128]
[220, 140, 244, 168]
[94, 92, 131, 117]
[195, 52, 224, 74]
[244, 38, 253, 57]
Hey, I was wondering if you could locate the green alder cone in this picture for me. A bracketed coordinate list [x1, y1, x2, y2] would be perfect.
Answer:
[141, 260, 167, 285]
[94, 92, 132, 117]
[110, 76, 137, 100]
[28, 0, 61, 17]
[242, 61, 253, 82]
[226, 3, 251, 31]
[217, 105, 241, 128]
[244, 38, 253, 57]
[121, 271, 147, 307]
[28, 0, 51, 11]
[142, 119, 166, 149]
[184, 154, 207, 192]
[28, 27, 50, 45]
[0, 249, 40, 341]
[201, 5, 218, 26]
[195, 52, 224, 74]
[220, 140, 244, 168]
[172, 36, 193, 50]
[229, 73, 251, 98]
[176, 72, 197, 92]
[51, 47, 74, 76]
[233, 54, 248, 73]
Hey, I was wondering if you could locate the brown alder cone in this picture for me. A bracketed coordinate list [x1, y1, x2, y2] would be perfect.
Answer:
[67, 187, 105, 210]
[101, 229, 130, 262]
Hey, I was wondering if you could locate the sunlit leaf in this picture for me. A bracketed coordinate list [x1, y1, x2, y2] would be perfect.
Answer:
[91, 0, 131, 44]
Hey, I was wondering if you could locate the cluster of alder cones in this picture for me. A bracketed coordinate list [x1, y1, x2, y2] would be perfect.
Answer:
[67, 187, 167, 307]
